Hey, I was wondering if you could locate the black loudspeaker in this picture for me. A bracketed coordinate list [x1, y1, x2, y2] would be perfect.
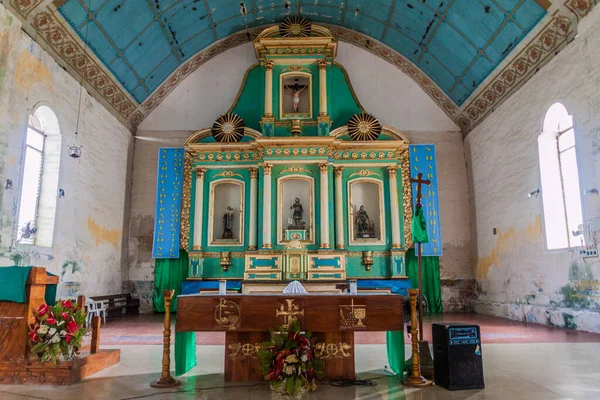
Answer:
[432, 323, 485, 390]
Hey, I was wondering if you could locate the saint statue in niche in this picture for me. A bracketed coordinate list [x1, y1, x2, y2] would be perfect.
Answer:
[222, 206, 234, 239]
[355, 205, 376, 238]
[283, 77, 309, 114]
[289, 198, 305, 228]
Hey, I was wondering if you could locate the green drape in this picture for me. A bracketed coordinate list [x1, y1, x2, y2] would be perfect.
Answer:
[386, 331, 405, 377]
[153, 250, 189, 313]
[412, 205, 429, 244]
[0, 267, 57, 305]
[405, 248, 443, 313]
[175, 327, 197, 375]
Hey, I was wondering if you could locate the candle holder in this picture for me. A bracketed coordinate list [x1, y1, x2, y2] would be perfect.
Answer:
[362, 251, 374, 271]
[220, 251, 232, 272]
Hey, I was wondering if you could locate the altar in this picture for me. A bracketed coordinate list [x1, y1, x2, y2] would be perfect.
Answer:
[180, 18, 412, 286]
[176, 293, 402, 381]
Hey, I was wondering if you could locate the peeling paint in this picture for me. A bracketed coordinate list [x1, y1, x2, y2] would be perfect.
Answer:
[475, 216, 542, 279]
[87, 217, 121, 250]
[15, 49, 52, 93]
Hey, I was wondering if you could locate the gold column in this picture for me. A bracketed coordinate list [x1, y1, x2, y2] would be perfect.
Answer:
[388, 166, 402, 248]
[318, 60, 328, 116]
[320, 162, 330, 249]
[264, 61, 274, 118]
[248, 168, 258, 250]
[334, 166, 345, 249]
[193, 167, 206, 250]
[262, 163, 273, 249]
[150, 290, 181, 388]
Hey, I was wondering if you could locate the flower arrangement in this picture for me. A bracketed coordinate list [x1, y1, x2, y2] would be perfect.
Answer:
[257, 320, 322, 396]
[28, 299, 88, 363]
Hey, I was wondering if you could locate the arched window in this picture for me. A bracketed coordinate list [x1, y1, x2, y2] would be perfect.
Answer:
[538, 103, 583, 250]
[16, 106, 61, 247]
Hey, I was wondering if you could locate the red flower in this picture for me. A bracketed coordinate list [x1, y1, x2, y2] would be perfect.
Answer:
[46, 316, 57, 325]
[60, 312, 69, 320]
[61, 299, 74, 309]
[65, 334, 73, 344]
[28, 331, 39, 343]
[37, 304, 49, 317]
[268, 371, 276, 380]
[66, 320, 78, 334]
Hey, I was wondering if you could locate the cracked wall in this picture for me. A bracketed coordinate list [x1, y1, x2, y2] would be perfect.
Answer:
[465, 6, 600, 332]
[0, 4, 133, 299]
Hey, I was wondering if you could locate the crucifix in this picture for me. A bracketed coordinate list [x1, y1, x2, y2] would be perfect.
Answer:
[409, 172, 430, 341]
[284, 78, 308, 113]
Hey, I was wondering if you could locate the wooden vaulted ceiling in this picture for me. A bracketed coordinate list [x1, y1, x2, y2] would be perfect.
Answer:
[5, 0, 598, 132]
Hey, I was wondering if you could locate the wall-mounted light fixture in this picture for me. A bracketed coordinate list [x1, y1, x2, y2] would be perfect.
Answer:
[585, 189, 598, 195]
[68, 145, 82, 158]
[59, 188, 65, 198]
[528, 189, 540, 198]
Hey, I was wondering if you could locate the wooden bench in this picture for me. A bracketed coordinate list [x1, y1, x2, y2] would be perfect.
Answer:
[89, 293, 139, 319]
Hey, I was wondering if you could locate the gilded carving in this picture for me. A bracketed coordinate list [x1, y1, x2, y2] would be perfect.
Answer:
[264, 60, 274, 70]
[195, 167, 206, 178]
[387, 165, 398, 178]
[282, 65, 311, 73]
[339, 299, 367, 329]
[314, 342, 352, 359]
[228, 342, 261, 358]
[214, 298, 241, 331]
[319, 162, 329, 174]
[214, 170, 243, 179]
[180, 152, 192, 250]
[279, 166, 313, 176]
[334, 166, 344, 178]
[401, 150, 413, 249]
[349, 170, 381, 178]
[249, 167, 258, 179]
[317, 60, 329, 70]
[262, 163, 273, 175]
[276, 299, 304, 329]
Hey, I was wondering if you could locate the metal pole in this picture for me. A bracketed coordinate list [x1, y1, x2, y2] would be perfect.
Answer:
[418, 243, 424, 341]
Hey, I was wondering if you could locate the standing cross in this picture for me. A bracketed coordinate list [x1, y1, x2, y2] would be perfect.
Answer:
[410, 172, 431, 207]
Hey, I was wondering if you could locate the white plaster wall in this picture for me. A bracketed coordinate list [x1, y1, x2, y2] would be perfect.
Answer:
[139, 42, 460, 132]
[0, 4, 133, 298]
[132, 42, 470, 311]
[465, 6, 600, 332]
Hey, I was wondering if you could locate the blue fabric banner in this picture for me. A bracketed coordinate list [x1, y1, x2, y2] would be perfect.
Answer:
[409, 144, 443, 256]
[152, 148, 184, 258]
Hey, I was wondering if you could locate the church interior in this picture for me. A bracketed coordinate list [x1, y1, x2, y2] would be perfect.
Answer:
[1, 0, 600, 398]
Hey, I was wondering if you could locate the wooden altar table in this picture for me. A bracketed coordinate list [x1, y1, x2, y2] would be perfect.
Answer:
[176, 293, 403, 381]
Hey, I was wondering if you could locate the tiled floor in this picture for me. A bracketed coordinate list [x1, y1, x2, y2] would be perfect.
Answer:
[1, 313, 599, 399]
[96, 312, 600, 346]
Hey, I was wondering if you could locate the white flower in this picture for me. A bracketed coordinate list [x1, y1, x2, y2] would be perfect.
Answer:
[285, 354, 298, 364]
[50, 334, 61, 343]
[38, 325, 49, 335]
[285, 365, 294, 375]
[48, 328, 56, 336]
[57, 321, 65, 327]
[301, 354, 308, 362]
[60, 330, 67, 337]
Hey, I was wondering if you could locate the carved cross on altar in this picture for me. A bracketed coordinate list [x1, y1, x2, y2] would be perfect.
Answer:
[410, 172, 431, 207]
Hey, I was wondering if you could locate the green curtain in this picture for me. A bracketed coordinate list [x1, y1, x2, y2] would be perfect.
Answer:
[412, 205, 429, 244]
[386, 331, 405, 377]
[175, 327, 197, 375]
[406, 248, 442, 313]
[153, 250, 189, 313]
[0, 267, 56, 305]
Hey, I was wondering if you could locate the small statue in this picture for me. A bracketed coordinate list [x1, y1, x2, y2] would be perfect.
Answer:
[356, 205, 375, 238]
[290, 198, 304, 227]
[222, 206, 234, 239]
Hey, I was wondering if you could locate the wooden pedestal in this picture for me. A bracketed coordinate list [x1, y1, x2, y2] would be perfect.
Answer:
[0, 349, 120, 385]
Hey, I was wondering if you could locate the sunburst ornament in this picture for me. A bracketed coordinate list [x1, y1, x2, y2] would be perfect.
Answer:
[347, 113, 382, 141]
[279, 16, 312, 38]
[211, 113, 245, 143]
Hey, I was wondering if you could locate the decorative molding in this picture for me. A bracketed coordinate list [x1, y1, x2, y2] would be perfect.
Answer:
[195, 167, 206, 178]
[262, 163, 273, 175]
[228, 343, 261, 358]
[462, 13, 574, 134]
[31, 10, 138, 129]
[319, 162, 329, 174]
[249, 167, 258, 179]
[281, 65, 310, 74]
[263, 60, 274, 70]
[279, 166, 313, 176]
[564, 0, 599, 21]
[214, 171, 243, 179]
[349, 170, 381, 179]
[10, 0, 43, 18]
[180, 152, 192, 251]
[334, 166, 344, 178]
[387, 165, 398, 178]
[314, 342, 352, 359]
[400, 150, 413, 250]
